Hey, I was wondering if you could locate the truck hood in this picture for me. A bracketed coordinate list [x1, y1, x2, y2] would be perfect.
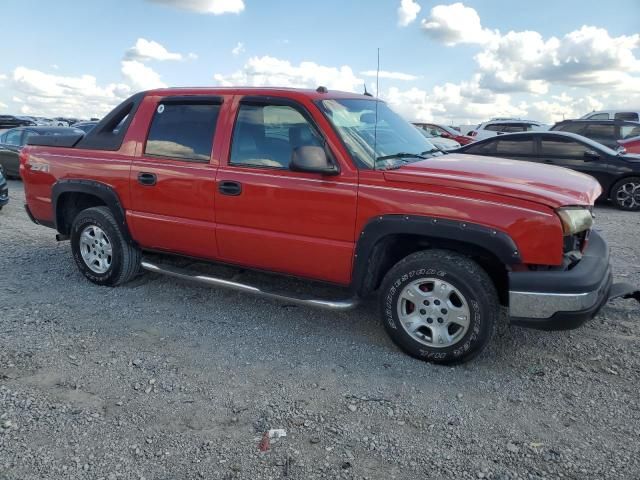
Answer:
[383, 154, 602, 209]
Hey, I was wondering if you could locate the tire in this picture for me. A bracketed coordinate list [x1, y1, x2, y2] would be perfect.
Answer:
[70, 206, 141, 286]
[379, 249, 499, 365]
[611, 177, 640, 211]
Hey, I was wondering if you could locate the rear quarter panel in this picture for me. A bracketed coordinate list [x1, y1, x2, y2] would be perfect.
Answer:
[21, 139, 137, 224]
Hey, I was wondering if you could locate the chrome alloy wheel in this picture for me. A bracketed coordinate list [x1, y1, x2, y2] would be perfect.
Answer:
[396, 278, 471, 348]
[616, 181, 640, 209]
[79, 225, 113, 274]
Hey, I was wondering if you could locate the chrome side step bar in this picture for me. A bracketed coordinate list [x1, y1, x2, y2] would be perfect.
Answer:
[140, 259, 360, 311]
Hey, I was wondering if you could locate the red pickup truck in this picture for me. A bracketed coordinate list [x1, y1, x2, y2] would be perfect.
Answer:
[20, 87, 639, 364]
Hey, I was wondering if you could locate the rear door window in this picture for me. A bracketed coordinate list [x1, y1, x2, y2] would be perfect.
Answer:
[145, 102, 220, 162]
[540, 137, 590, 157]
[621, 125, 640, 139]
[583, 124, 617, 142]
[462, 140, 496, 155]
[495, 137, 535, 155]
[555, 123, 585, 135]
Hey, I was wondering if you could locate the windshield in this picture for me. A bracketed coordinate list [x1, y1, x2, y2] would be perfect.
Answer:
[319, 98, 440, 169]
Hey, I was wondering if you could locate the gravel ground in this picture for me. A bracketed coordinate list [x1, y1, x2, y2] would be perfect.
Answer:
[1, 179, 639, 480]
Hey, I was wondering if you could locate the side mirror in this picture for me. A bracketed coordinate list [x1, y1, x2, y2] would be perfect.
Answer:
[290, 146, 339, 175]
[583, 150, 600, 161]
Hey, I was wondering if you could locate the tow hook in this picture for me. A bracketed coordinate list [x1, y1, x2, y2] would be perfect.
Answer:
[609, 283, 640, 304]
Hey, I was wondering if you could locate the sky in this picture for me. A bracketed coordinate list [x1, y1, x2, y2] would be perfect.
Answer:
[1, 0, 639, 125]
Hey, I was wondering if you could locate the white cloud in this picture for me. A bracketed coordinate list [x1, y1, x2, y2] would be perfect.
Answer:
[147, 0, 245, 15]
[10, 66, 132, 118]
[421, 2, 497, 46]
[420, 3, 640, 98]
[125, 38, 183, 62]
[0, 101, 7, 110]
[361, 70, 418, 81]
[398, 0, 421, 27]
[187, 52, 199, 60]
[232, 42, 245, 56]
[121, 60, 166, 91]
[384, 77, 526, 124]
[214, 56, 363, 92]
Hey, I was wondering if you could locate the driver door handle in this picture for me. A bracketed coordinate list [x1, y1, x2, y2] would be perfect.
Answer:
[137, 172, 157, 186]
[218, 180, 242, 196]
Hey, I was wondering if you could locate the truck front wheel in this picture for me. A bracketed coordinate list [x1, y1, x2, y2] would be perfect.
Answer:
[70, 206, 141, 286]
[379, 250, 499, 364]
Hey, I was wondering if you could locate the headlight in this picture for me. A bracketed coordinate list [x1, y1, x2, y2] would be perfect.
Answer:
[557, 207, 593, 235]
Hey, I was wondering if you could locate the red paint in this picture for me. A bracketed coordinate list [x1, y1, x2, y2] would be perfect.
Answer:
[618, 136, 640, 154]
[21, 87, 603, 286]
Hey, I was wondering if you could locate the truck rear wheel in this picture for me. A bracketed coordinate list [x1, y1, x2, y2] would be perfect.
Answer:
[379, 249, 498, 364]
[70, 206, 141, 286]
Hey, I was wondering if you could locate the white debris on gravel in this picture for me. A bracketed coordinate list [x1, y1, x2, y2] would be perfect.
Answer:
[1, 180, 639, 479]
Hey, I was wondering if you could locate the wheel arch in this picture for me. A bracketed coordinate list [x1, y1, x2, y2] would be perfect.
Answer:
[51, 179, 133, 242]
[351, 215, 520, 304]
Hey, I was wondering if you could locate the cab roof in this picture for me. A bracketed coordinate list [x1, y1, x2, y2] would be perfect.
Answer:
[144, 86, 374, 101]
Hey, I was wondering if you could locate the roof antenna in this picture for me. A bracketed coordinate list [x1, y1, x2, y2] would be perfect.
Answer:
[363, 84, 372, 97]
[373, 47, 380, 169]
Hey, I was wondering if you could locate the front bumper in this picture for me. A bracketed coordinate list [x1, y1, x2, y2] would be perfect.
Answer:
[509, 230, 613, 330]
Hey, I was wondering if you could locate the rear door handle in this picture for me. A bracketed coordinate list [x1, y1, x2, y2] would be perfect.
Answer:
[218, 180, 242, 196]
[137, 172, 157, 186]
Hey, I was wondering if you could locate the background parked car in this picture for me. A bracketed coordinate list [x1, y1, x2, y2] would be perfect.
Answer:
[618, 135, 640, 154]
[413, 122, 474, 145]
[0, 126, 84, 177]
[414, 125, 461, 151]
[580, 110, 640, 122]
[72, 121, 98, 133]
[551, 119, 640, 150]
[53, 118, 71, 126]
[455, 131, 640, 211]
[468, 119, 549, 140]
[0, 115, 36, 129]
[0, 167, 8, 210]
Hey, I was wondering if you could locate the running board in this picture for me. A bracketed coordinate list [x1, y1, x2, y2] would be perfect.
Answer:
[140, 259, 360, 311]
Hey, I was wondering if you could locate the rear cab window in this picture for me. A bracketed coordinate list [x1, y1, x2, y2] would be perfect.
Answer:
[614, 112, 639, 122]
[145, 101, 221, 162]
[586, 113, 610, 120]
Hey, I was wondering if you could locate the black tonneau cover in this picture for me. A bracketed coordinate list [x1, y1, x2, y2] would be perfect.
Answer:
[27, 133, 84, 148]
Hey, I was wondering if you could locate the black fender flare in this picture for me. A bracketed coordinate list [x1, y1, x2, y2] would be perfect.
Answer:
[351, 214, 522, 296]
[51, 179, 133, 242]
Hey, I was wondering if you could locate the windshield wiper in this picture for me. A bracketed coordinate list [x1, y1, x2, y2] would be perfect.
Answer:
[376, 152, 427, 161]
[421, 148, 441, 155]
